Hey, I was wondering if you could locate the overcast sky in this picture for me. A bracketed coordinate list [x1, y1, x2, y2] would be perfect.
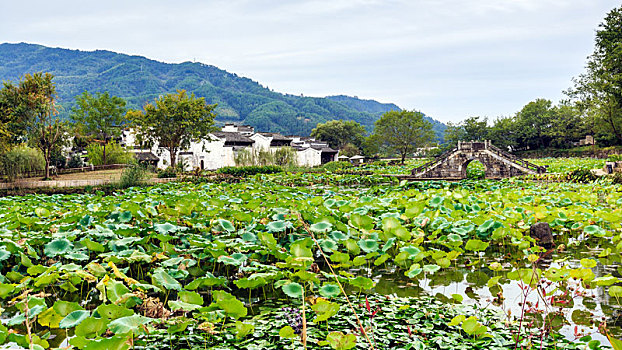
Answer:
[1, 0, 618, 123]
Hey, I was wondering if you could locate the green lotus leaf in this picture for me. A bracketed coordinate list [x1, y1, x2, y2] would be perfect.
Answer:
[406, 264, 422, 278]
[282, 282, 304, 298]
[151, 269, 182, 291]
[584, 225, 605, 236]
[59, 310, 90, 329]
[279, 325, 296, 339]
[357, 239, 378, 253]
[95, 304, 134, 321]
[400, 246, 421, 258]
[423, 264, 441, 274]
[235, 321, 255, 339]
[428, 196, 443, 208]
[217, 219, 235, 232]
[35, 207, 50, 218]
[320, 239, 338, 252]
[465, 239, 489, 251]
[580, 258, 597, 268]
[609, 286, 622, 298]
[350, 214, 374, 230]
[312, 299, 339, 322]
[326, 331, 357, 350]
[44, 239, 74, 257]
[168, 300, 202, 311]
[154, 222, 177, 234]
[330, 231, 348, 241]
[266, 220, 290, 233]
[118, 211, 133, 223]
[75, 316, 108, 338]
[212, 290, 247, 319]
[81, 335, 131, 350]
[109, 315, 152, 335]
[349, 276, 373, 290]
[64, 251, 89, 261]
[319, 284, 341, 298]
[310, 222, 333, 233]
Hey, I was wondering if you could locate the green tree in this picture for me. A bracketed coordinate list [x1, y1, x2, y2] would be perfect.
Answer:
[371, 110, 434, 164]
[310, 120, 367, 149]
[514, 99, 554, 150]
[443, 116, 489, 149]
[128, 90, 217, 167]
[1, 73, 68, 178]
[339, 143, 360, 157]
[568, 6, 622, 145]
[488, 116, 518, 151]
[71, 91, 127, 165]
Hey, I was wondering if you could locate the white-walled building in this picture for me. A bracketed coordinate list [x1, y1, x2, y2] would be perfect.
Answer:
[120, 124, 338, 170]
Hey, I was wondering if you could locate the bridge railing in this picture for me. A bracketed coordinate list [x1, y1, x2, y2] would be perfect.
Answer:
[411, 148, 456, 175]
[487, 144, 546, 173]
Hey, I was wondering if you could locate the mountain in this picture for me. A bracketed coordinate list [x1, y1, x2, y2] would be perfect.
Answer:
[0, 42, 446, 140]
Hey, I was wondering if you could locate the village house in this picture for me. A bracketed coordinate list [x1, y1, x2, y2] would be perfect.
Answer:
[120, 124, 338, 170]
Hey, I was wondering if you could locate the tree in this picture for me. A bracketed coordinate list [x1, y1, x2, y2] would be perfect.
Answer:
[514, 99, 554, 150]
[310, 120, 367, 149]
[443, 116, 489, 149]
[488, 116, 518, 151]
[568, 6, 622, 145]
[71, 91, 127, 165]
[128, 90, 217, 167]
[1, 73, 67, 179]
[339, 143, 360, 157]
[371, 110, 434, 164]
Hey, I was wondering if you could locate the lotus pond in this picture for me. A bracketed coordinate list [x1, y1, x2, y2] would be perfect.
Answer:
[0, 171, 621, 350]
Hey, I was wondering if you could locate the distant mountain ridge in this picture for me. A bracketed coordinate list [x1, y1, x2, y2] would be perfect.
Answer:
[0, 42, 446, 139]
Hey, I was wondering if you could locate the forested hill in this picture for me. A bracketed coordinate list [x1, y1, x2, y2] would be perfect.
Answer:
[0, 42, 446, 139]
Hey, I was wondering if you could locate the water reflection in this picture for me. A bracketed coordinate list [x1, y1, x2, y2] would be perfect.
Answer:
[370, 237, 622, 345]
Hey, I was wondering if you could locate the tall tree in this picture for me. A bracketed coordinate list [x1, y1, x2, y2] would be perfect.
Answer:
[371, 110, 434, 164]
[443, 116, 489, 149]
[568, 6, 622, 145]
[310, 120, 367, 149]
[128, 90, 217, 167]
[1, 73, 67, 178]
[71, 91, 127, 165]
[514, 99, 554, 150]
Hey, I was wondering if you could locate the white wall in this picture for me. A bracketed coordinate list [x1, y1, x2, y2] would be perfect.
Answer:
[297, 148, 322, 167]
[250, 134, 271, 150]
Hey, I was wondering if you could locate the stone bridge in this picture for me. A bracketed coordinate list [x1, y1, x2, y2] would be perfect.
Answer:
[411, 141, 546, 179]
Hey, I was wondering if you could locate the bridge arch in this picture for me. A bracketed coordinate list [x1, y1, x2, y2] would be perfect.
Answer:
[460, 157, 489, 179]
[411, 141, 546, 179]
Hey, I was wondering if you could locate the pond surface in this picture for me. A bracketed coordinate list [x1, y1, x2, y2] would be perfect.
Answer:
[368, 237, 622, 346]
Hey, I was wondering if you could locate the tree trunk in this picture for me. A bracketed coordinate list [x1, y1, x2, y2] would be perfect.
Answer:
[169, 148, 176, 169]
[103, 142, 107, 165]
[401, 152, 406, 165]
[44, 148, 50, 179]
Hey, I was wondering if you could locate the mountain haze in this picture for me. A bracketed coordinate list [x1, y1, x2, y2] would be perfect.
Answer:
[0, 43, 446, 139]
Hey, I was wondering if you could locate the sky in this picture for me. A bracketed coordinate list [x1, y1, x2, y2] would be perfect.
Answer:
[1, 0, 619, 123]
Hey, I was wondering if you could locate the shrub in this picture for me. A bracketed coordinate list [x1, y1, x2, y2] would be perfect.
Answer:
[67, 154, 84, 168]
[157, 167, 177, 178]
[567, 169, 597, 183]
[234, 147, 298, 168]
[0, 145, 45, 181]
[273, 147, 298, 167]
[607, 154, 622, 161]
[118, 165, 148, 189]
[612, 172, 622, 185]
[86, 142, 133, 165]
[217, 165, 282, 176]
[322, 161, 353, 172]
